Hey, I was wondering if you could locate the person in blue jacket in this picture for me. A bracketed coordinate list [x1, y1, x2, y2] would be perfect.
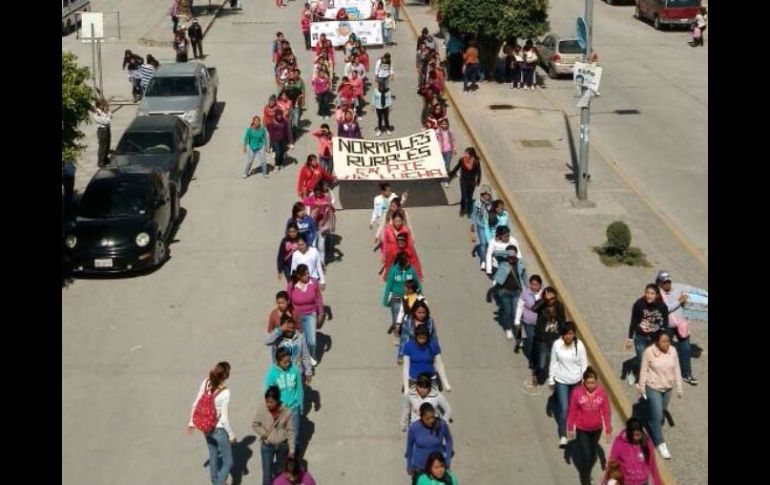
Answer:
[287, 201, 317, 247]
[405, 402, 454, 485]
[470, 185, 494, 270]
[384, 252, 423, 337]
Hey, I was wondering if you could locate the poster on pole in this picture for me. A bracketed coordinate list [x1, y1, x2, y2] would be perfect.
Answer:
[323, 0, 374, 20]
[333, 130, 447, 181]
[310, 20, 383, 46]
[573, 62, 603, 94]
[80, 12, 105, 41]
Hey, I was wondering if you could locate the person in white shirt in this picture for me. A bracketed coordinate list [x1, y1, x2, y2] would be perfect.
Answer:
[485, 225, 522, 277]
[92, 98, 112, 167]
[401, 373, 453, 431]
[187, 361, 235, 485]
[548, 322, 588, 447]
[374, 53, 395, 89]
[370, 182, 398, 229]
[344, 56, 366, 80]
[290, 236, 326, 287]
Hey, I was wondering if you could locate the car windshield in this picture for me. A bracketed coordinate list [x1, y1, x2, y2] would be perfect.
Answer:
[116, 132, 174, 154]
[558, 40, 585, 54]
[144, 76, 198, 96]
[79, 179, 150, 218]
[667, 0, 700, 7]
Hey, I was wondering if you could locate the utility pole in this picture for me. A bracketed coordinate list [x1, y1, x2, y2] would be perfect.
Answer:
[577, 0, 593, 201]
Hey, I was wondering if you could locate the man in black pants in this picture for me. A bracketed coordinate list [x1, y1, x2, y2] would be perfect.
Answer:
[188, 18, 204, 58]
[92, 99, 112, 167]
[373, 84, 392, 136]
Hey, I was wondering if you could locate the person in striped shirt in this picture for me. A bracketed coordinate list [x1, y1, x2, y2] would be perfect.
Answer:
[137, 55, 159, 92]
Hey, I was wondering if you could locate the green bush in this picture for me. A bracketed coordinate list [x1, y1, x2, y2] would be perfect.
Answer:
[606, 221, 631, 254]
[594, 221, 650, 267]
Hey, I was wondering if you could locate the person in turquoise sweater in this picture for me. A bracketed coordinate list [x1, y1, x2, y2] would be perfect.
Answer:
[263, 348, 304, 454]
[416, 452, 459, 485]
[383, 252, 423, 337]
[243, 115, 270, 178]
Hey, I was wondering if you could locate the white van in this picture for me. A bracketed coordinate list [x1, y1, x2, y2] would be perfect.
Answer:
[62, 0, 91, 35]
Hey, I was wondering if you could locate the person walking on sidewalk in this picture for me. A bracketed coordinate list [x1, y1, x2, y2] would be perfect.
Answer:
[401, 373, 453, 430]
[637, 330, 683, 460]
[462, 42, 481, 93]
[624, 284, 669, 386]
[169, 0, 180, 33]
[187, 362, 235, 485]
[548, 321, 588, 448]
[567, 366, 612, 485]
[92, 98, 111, 167]
[509, 44, 523, 89]
[655, 270, 698, 385]
[608, 418, 662, 485]
[243, 115, 270, 178]
[263, 348, 304, 455]
[448, 147, 482, 217]
[286, 264, 324, 363]
[469, 184, 493, 268]
[372, 83, 393, 136]
[519, 274, 543, 364]
[487, 245, 527, 341]
[521, 40, 539, 90]
[485, 225, 521, 278]
[416, 452, 459, 485]
[405, 403, 454, 485]
[435, 119, 456, 188]
[122, 50, 144, 101]
[252, 385, 296, 485]
[173, 29, 189, 62]
[268, 108, 294, 171]
[188, 18, 204, 59]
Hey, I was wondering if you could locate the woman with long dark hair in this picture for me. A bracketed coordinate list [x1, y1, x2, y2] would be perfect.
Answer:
[625, 284, 669, 386]
[187, 362, 235, 485]
[448, 147, 482, 217]
[567, 366, 612, 485]
[405, 403, 454, 485]
[287, 202, 318, 248]
[608, 418, 661, 485]
[416, 451, 459, 484]
[548, 321, 588, 447]
[286, 264, 324, 363]
[403, 325, 451, 392]
[383, 251, 423, 339]
[252, 385, 295, 485]
[529, 287, 566, 388]
[273, 456, 317, 484]
[398, 298, 437, 363]
[277, 222, 300, 282]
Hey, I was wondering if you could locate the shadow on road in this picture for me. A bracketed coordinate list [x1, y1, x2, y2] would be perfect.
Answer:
[230, 435, 256, 485]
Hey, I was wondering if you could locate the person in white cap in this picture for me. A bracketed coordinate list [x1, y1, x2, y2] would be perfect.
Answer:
[188, 18, 204, 59]
[656, 270, 698, 385]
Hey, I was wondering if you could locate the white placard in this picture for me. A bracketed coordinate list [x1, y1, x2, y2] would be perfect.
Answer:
[80, 12, 104, 41]
[573, 62, 603, 94]
[310, 20, 383, 47]
[323, 0, 374, 20]
[333, 130, 447, 181]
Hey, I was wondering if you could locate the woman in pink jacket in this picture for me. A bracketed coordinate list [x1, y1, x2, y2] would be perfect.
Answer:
[608, 418, 661, 485]
[287, 264, 324, 364]
[567, 366, 612, 485]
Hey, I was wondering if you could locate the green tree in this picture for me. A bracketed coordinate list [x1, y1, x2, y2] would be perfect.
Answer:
[62, 52, 94, 166]
[438, 0, 549, 77]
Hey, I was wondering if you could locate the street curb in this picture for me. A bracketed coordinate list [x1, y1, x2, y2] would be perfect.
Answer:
[138, 0, 230, 48]
[399, 4, 680, 484]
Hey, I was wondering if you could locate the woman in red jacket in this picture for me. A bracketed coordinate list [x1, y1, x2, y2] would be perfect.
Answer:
[567, 366, 612, 485]
[297, 154, 335, 198]
[381, 210, 416, 259]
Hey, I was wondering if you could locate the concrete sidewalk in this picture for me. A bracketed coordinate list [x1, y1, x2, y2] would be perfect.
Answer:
[403, 3, 707, 484]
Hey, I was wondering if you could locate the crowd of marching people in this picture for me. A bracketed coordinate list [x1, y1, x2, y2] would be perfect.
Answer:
[180, 2, 702, 484]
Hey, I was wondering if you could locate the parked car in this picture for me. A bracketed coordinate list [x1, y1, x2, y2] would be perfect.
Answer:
[111, 115, 193, 197]
[63, 166, 179, 274]
[635, 0, 701, 30]
[536, 35, 597, 79]
[137, 62, 219, 145]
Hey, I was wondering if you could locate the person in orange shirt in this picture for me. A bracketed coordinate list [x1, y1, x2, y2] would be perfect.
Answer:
[462, 42, 481, 93]
[297, 154, 336, 198]
[390, 0, 402, 22]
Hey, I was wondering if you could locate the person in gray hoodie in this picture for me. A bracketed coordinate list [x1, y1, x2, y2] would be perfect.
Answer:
[252, 386, 296, 485]
[401, 373, 453, 431]
[264, 314, 314, 381]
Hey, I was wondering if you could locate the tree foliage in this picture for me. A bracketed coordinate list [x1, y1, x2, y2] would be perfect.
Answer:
[438, 0, 550, 74]
[62, 52, 94, 165]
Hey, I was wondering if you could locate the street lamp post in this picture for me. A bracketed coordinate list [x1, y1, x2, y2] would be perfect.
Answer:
[577, 0, 593, 201]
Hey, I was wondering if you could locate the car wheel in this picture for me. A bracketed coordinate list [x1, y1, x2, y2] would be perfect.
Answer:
[194, 115, 207, 146]
[154, 236, 167, 266]
[548, 64, 557, 79]
[654, 15, 662, 30]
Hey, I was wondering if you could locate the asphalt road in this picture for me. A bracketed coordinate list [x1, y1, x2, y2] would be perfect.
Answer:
[62, 1, 611, 484]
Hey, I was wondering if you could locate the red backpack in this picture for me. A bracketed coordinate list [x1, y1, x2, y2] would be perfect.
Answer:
[192, 380, 222, 433]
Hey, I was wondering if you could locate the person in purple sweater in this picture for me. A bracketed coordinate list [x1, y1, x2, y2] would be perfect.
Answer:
[272, 457, 316, 485]
[267, 108, 294, 171]
[286, 264, 324, 363]
[337, 109, 362, 138]
[520, 274, 542, 365]
[405, 402, 454, 485]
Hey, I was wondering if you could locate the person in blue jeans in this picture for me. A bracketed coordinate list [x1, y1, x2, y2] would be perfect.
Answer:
[487, 245, 527, 342]
[264, 349, 304, 456]
[383, 251, 423, 336]
[252, 385, 295, 485]
[624, 284, 669, 385]
[547, 322, 588, 447]
[405, 403, 454, 485]
[470, 185, 493, 269]
[656, 271, 698, 385]
[243, 115, 269, 178]
[188, 362, 235, 485]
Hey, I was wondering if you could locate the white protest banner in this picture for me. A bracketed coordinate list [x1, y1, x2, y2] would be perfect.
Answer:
[573, 62, 603, 94]
[310, 20, 383, 47]
[323, 0, 374, 20]
[333, 130, 447, 181]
